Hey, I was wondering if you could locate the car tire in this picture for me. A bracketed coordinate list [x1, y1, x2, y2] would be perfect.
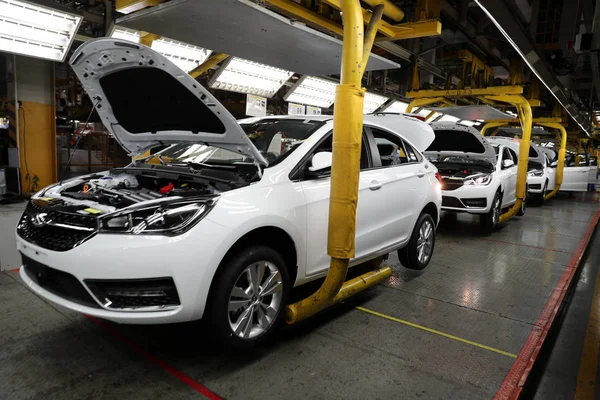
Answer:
[398, 213, 436, 270]
[537, 181, 548, 206]
[516, 199, 526, 216]
[480, 192, 501, 234]
[208, 245, 290, 348]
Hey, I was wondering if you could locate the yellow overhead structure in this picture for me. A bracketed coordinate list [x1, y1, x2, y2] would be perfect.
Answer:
[189, 53, 230, 79]
[266, 0, 441, 41]
[116, 0, 162, 14]
[405, 86, 532, 223]
[478, 117, 567, 201]
[285, 0, 392, 325]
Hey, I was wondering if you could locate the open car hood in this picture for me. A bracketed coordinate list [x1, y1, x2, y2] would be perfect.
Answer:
[69, 38, 267, 165]
[424, 122, 496, 163]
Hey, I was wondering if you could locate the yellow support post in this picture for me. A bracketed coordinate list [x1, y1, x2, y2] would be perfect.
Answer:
[189, 53, 230, 78]
[484, 95, 532, 223]
[285, 0, 391, 325]
[537, 123, 567, 200]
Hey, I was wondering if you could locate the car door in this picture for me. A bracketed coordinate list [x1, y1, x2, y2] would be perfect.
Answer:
[545, 155, 557, 191]
[560, 154, 589, 191]
[298, 130, 383, 277]
[499, 146, 517, 206]
[367, 126, 426, 246]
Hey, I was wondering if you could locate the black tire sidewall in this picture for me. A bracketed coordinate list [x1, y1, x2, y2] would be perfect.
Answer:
[400, 213, 435, 270]
[209, 245, 290, 348]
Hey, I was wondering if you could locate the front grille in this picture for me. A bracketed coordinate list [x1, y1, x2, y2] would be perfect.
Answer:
[529, 184, 542, 190]
[17, 201, 98, 251]
[442, 196, 465, 208]
[85, 278, 180, 309]
[441, 178, 463, 191]
[22, 254, 100, 308]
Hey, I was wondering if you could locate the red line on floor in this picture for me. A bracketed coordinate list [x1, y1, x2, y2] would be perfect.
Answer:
[10, 268, 19, 273]
[494, 206, 600, 400]
[478, 238, 571, 254]
[84, 315, 222, 400]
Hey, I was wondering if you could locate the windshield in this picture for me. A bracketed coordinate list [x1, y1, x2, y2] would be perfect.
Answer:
[152, 119, 325, 167]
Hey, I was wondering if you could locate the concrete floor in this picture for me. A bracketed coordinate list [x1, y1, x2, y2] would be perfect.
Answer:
[0, 192, 598, 399]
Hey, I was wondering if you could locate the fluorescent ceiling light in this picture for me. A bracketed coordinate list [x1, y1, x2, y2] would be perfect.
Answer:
[109, 26, 212, 73]
[475, 0, 589, 136]
[416, 108, 432, 117]
[284, 76, 337, 108]
[151, 38, 211, 72]
[459, 120, 478, 127]
[209, 57, 293, 98]
[383, 100, 409, 113]
[428, 112, 443, 122]
[438, 114, 460, 123]
[0, 0, 82, 62]
[363, 92, 389, 114]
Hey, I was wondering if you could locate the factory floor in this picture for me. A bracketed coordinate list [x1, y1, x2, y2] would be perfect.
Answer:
[0, 192, 598, 399]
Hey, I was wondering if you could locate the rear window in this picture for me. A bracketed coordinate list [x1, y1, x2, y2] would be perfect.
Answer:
[427, 130, 486, 153]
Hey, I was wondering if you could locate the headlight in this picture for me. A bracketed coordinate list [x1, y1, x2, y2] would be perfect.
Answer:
[528, 169, 544, 177]
[464, 173, 492, 185]
[100, 198, 217, 235]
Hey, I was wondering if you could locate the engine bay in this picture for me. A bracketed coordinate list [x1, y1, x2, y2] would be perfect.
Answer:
[51, 164, 249, 211]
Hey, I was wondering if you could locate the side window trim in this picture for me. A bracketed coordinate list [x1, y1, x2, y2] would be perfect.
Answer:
[289, 128, 372, 181]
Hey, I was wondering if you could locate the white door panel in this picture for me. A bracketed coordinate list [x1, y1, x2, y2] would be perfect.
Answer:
[588, 167, 597, 185]
[301, 173, 387, 277]
[561, 167, 590, 192]
[547, 168, 556, 191]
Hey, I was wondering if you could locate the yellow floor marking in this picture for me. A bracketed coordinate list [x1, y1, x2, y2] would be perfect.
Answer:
[575, 265, 600, 400]
[355, 306, 518, 358]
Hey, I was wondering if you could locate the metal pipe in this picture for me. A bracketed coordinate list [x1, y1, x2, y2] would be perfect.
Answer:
[286, 0, 384, 325]
[480, 122, 508, 136]
[189, 53, 230, 79]
[361, 4, 384, 75]
[539, 123, 567, 200]
[484, 95, 532, 223]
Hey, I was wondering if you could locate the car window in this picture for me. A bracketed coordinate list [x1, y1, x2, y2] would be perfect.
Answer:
[507, 148, 518, 162]
[298, 131, 370, 179]
[371, 128, 419, 166]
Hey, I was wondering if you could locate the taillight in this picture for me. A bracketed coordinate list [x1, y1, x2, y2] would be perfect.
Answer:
[410, 115, 427, 121]
[435, 172, 443, 184]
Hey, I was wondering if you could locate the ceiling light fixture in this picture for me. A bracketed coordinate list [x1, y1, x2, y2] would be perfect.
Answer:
[363, 92, 389, 114]
[209, 57, 294, 98]
[0, 0, 82, 62]
[284, 76, 338, 108]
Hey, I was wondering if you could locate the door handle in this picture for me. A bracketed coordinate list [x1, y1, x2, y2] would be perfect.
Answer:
[369, 180, 382, 190]
[417, 171, 425, 178]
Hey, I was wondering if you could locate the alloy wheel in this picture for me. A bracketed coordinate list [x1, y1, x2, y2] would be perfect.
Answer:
[416, 220, 434, 264]
[228, 261, 283, 339]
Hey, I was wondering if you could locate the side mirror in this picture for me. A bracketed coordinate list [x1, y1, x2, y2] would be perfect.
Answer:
[550, 161, 558, 168]
[308, 152, 333, 173]
[502, 159, 515, 169]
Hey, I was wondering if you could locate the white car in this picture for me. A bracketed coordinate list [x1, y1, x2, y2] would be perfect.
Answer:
[538, 147, 590, 192]
[486, 137, 552, 205]
[425, 123, 523, 232]
[16, 38, 441, 347]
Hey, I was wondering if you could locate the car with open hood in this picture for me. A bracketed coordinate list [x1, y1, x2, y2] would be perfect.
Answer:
[425, 123, 524, 233]
[16, 38, 441, 347]
[486, 137, 553, 205]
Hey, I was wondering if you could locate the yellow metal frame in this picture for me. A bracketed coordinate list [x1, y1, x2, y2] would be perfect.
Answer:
[285, 0, 392, 325]
[189, 53, 230, 78]
[479, 117, 567, 201]
[405, 87, 533, 223]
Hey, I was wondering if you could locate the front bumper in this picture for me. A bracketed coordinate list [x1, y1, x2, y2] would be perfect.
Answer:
[440, 185, 495, 214]
[16, 218, 234, 324]
[527, 175, 545, 193]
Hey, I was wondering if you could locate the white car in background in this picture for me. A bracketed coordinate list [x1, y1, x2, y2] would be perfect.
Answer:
[539, 147, 590, 192]
[486, 137, 553, 205]
[16, 38, 441, 347]
[425, 123, 523, 233]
